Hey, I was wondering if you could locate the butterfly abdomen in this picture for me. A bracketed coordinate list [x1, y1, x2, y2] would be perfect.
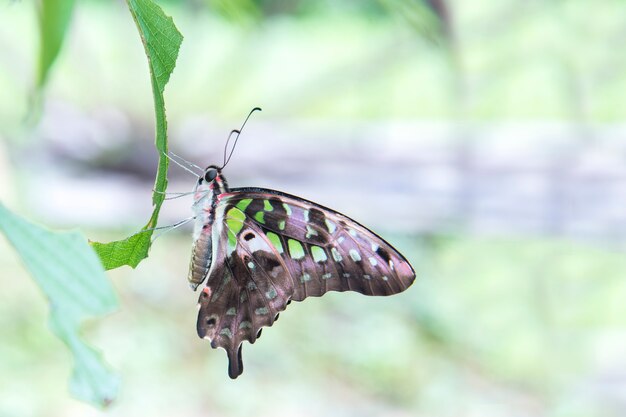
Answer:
[189, 203, 217, 289]
[188, 227, 213, 289]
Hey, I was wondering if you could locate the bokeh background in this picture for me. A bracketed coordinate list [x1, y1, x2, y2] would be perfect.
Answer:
[1, 0, 626, 416]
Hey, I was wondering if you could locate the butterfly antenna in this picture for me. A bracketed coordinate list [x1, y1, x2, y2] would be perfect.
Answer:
[221, 107, 262, 169]
[222, 129, 240, 169]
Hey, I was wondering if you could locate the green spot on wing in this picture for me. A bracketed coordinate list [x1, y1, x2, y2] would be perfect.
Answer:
[227, 207, 245, 222]
[266, 232, 284, 253]
[278, 220, 286, 230]
[236, 198, 253, 212]
[263, 200, 273, 211]
[227, 229, 237, 252]
[226, 208, 245, 234]
[311, 246, 327, 263]
[227, 219, 242, 234]
[255, 211, 265, 224]
[283, 203, 292, 216]
[288, 239, 305, 259]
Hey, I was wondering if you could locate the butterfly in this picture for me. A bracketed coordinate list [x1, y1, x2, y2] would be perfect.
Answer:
[182, 109, 416, 379]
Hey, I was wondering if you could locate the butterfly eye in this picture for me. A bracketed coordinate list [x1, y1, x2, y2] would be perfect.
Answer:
[204, 169, 218, 183]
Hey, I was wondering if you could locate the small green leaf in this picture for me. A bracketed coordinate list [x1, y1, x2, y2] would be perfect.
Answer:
[28, 0, 76, 121]
[379, 0, 450, 45]
[91, 0, 183, 269]
[91, 230, 151, 270]
[0, 203, 120, 407]
[211, 0, 261, 24]
[37, 0, 76, 89]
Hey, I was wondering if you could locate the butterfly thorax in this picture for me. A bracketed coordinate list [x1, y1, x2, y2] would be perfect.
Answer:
[188, 166, 229, 289]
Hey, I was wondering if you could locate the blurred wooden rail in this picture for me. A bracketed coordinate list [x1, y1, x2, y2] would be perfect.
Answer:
[23, 117, 626, 244]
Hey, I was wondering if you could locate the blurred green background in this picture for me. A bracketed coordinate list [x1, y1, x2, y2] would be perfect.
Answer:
[1, 0, 626, 416]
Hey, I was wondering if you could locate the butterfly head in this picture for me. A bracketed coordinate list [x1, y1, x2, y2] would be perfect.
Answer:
[195, 165, 229, 195]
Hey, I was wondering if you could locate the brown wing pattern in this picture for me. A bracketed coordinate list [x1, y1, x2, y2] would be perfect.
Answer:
[196, 189, 416, 378]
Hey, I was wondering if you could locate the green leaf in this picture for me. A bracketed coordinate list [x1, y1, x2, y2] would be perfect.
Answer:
[91, 0, 183, 270]
[211, 0, 261, 24]
[90, 230, 151, 269]
[378, 0, 451, 45]
[36, 0, 76, 89]
[28, 0, 76, 121]
[0, 203, 120, 408]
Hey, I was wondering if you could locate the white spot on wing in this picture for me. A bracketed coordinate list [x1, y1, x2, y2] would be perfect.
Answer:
[306, 225, 319, 238]
[246, 234, 268, 253]
[325, 219, 336, 233]
[349, 249, 361, 262]
[265, 288, 278, 299]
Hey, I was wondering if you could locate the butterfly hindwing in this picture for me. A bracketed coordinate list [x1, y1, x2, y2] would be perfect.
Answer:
[196, 188, 415, 378]
[197, 213, 292, 378]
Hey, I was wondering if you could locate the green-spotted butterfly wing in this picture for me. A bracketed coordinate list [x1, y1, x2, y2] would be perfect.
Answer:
[196, 188, 415, 379]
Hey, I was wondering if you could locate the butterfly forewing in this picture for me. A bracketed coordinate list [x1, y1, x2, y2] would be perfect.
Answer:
[196, 188, 415, 378]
